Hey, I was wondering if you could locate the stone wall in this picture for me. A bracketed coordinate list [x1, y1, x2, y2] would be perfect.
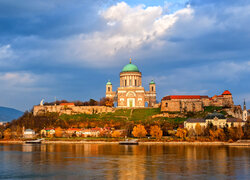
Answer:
[161, 99, 203, 112]
[33, 105, 115, 116]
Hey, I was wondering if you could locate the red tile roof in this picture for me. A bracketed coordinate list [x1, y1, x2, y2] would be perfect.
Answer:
[222, 90, 232, 95]
[60, 103, 75, 106]
[162, 95, 209, 100]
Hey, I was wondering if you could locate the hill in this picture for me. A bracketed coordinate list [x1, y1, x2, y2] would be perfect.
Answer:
[0, 106, 23, 122]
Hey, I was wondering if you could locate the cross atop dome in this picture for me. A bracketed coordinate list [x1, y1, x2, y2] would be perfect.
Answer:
[129, 58, 132, 64]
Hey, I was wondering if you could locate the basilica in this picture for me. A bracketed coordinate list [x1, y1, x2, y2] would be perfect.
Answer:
[106, 59, 156, 108]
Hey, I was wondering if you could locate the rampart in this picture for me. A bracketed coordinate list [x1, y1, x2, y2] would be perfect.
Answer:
[33, 105, 115, 116]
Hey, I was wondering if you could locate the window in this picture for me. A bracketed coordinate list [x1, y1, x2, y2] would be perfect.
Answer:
[108, 87, 110, 92]
[135, 79, 137, 86]
[130, 79, 131, 86]
[125, 80, 127, 86]
[151, 86, 154, 91]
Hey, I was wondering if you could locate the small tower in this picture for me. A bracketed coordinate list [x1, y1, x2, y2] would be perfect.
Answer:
[149, 80, 156, 92]
[243, 99, 248, 121]
[106, 80, 112, 94]
[148, 80, 156, 107]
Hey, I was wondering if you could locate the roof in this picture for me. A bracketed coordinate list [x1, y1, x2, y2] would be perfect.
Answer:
[227, 118, 244, 122]
[162, 95, 209, 100]
[149, 80, 155, 85]
[222, 90, 232, 95]
[186, 118, 205, 123]
[25, 129, 34, 132]
[60, 103, 75, 106]
[122, 63, 139, 72]
[205, 112, 226, 119]
[106, 80, 112, 85]
[67, 128, 82, 131]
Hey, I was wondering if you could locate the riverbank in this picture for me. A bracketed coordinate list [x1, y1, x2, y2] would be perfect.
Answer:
[0, 140, 249, 146]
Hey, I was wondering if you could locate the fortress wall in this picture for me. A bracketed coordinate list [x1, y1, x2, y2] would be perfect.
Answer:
[33, 105, 115, 116]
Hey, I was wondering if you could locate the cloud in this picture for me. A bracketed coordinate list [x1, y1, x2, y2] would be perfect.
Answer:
[0, 44, 14, 60]
[0, 72, 37, 87]
[61, 2, 193, 67]
[0, 0, 250, 110]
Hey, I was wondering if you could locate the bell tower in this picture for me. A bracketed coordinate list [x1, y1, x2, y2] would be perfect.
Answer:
[243, 99, 248, 121]
[148, 80, 156, 107]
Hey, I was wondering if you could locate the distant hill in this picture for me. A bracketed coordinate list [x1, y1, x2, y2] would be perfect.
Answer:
[0, 106, 23, 122]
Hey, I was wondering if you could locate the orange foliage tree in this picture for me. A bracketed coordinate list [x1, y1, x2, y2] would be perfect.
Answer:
[195, 123, 202, 137]
[132, 124, 147, 138]
[175, 128, 187, 140]
[150, 125, 163, 139]
[112, 130, 121, 138]
[4, 128, 12, 139]
[55, 127, 63, 138]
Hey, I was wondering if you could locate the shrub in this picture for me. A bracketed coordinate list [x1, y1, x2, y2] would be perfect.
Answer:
[132, 124, 147, 138]
[150, 125, 163, 139]
[112, 130, 121, 138]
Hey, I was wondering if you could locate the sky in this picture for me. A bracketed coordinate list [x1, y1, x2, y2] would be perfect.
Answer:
[0, 0, 250, 111]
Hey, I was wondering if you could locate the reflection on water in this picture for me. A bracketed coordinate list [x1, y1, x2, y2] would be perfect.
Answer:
[0, 143, 249, 179]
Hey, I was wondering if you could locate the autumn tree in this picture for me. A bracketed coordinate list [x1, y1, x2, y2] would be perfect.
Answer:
[55, 127, 63, 138]
[175, 128, 188, 140]
[195, 123, 202, 137]
[188, 128, 195, 138]
[112, 130, 121, 138]
[216, 129, 226, 141]
[236, 125, 244, 140]
[243, 119, 250, 139]
[150, 125, 163, 139]
[132, 124, 147, 138]
[4, 128, 12, 139]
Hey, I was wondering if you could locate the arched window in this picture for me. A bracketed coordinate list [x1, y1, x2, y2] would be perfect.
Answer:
[135, 79, 137, 86]
[108, 87, 110, 92]
[125, 80, 127, 86]
[151, 86, 154, 91]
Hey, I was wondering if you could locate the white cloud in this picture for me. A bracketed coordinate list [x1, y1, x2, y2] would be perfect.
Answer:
[0, 72, 36, 86]
[0, 44, 14, 60]
[64, 2, 193, 67]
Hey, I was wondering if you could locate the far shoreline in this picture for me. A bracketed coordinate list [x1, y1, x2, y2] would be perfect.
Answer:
[0, 140, 249, 146]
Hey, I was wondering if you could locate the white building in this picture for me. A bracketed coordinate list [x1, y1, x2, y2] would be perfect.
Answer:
[23, 129, 36, 138]
[184, 112, 245, 130]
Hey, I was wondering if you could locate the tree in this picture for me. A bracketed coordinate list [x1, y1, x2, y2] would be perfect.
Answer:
[243, 119, 250, 139]
[150, 125, 163, 139]
[216, 129, 226, 141]
[188, 128, 195, 138]
[132, 124, 147, 138]
[55, 127, 63, 138]
[4, 128, 12, 139]
[89, 99, 97, 106]
[195, 123, 202, 137]
[112, 130, 121, 138]
[236, 125, 243, 140]
[175, 128, 187, 140]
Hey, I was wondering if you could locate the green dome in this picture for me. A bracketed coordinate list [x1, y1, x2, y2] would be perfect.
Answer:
[150, 80, 155, 84]
[122, 63, 139, 72]
[106, 80, 112, 85]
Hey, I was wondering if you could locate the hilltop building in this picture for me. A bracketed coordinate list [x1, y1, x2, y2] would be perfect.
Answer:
[184, 112, 245, 130]
[106, 59, 156, 108]
[161, 90, 234, 113]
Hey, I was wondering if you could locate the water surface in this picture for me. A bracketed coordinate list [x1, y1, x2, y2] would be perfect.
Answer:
[0, 143, 249, 179]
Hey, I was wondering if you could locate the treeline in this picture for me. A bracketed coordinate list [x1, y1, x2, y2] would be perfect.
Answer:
[43, 97, 113, 107]
[1, 111, 249, 141]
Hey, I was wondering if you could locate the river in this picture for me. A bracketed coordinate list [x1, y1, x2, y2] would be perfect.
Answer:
[0, 143, 249, 179]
